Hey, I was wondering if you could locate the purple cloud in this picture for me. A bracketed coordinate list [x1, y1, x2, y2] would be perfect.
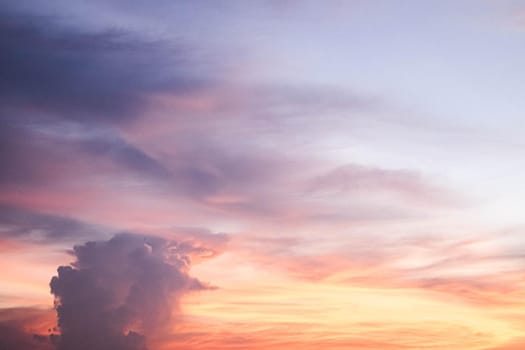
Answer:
[0, 307, 56, 350]
[0, 204, 104, 244]
[0, 9, 207, 124]
[50, 233, 210, 350]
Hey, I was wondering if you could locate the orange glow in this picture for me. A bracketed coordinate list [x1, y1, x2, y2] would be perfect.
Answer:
[163, 249, 525, 350]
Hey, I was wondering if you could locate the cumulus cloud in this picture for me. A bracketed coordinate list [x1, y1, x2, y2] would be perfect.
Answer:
[49, 233, 210, 350]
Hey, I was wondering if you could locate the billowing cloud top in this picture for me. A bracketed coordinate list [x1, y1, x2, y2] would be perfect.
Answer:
[50, 233, 209, 350]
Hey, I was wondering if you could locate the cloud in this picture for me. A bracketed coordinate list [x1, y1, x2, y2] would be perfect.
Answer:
[76, 131, 172, 180]
[0, 121, 171, 189]
[308, 164, 458, 206]
[0, 5, 212, 190]
[0, 307, 56, 350]
[50, 233, 210, 350]
[168, 227, 229, 263]
[228, 228, 525, 310]
[0, 9, 207, 124]
[0, 204, 103, 244]
[0, 5, 401, 220]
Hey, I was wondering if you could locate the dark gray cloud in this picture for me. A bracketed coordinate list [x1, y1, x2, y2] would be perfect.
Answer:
[0, 5, 212, 190]
[0, 308, 56, 350]
[0, 4, 379, 203]
[0, 324, 53, 350]
[50, 233, 209, 350]
[0, 9, 206, 124]
[77, 134, 171, 180]
[0, 204, 104, 244]
[0, 123, 51, 187]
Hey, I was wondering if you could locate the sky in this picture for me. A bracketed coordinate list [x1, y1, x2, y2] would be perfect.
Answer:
[1, 1, 525, 349]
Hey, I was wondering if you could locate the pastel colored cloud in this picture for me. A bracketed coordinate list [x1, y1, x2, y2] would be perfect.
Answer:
[1, 1, 525, 349]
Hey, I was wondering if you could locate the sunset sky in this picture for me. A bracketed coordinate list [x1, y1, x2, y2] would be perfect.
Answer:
[1, 1, 525, 350]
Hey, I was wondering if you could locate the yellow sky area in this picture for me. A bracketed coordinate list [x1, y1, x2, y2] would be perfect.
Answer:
[2, 243, 525, 349]
[0, 243, 66, 308]
[181, 259, 524, 350]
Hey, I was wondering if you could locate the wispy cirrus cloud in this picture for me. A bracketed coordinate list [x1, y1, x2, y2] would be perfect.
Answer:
[221, 227, 525, 310]
[0, 5, 219, 196]
[0, 8, 210, 125]
[0, 204, 104, 245]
